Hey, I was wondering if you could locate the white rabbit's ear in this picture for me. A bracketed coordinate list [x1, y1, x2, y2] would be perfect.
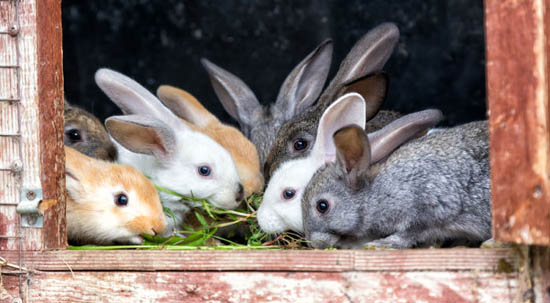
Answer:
[156, 85, 217, 127]
[275, 39, 333, 120]
[311, 93, 367, 165]
[201, 58, 261, 128]
[368, 109, 443, 164]
[333, 126, 371, 191]
[105, 115, 177, 162]
[95, 68, 185, 131]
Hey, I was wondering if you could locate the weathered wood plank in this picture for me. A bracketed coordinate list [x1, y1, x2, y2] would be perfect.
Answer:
[36, 0, 65, 250]
[0, 248, 517, 272]
[485, 0, 550, 245]
[2, 271, 519, 303]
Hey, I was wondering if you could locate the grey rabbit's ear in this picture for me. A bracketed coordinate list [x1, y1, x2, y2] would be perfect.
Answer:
[368, 109, 443, 164]
[275, 39, 333, 120]
[333, 126, 371, 191]
[340, 72, 388, 121]
[105, 115, 177, 162]
[95, 68, 185, 131]
[64, 98, 71, 109]
[201, 58, 261, 128]
[332, 22, 399, 87]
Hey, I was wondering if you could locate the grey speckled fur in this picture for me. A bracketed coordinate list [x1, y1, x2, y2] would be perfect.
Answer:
[302, 121, 491, 249]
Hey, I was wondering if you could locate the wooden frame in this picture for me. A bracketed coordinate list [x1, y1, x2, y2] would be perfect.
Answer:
[0, 0, 549, 302]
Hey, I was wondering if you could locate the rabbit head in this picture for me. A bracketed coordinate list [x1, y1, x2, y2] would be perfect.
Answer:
[64, 99, 118, 161]
[65, 146, 166, 245]
[201, 39, 333, 165]
[302, 111, 454, 249]
[156, 85, 264, 196]
[96, 68, 244, 209]
[257, 93, 367, 234]
[264, 22, 400, 180]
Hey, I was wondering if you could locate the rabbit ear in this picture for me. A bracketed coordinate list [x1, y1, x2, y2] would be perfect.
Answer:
[310, 93, 367, 165]
[64, 147, 91, 202]
[201, 58, 261, 128]
[340, 72, 388, 121]
[368, 109, 443, 163]
[275, 39, 333, 120]
[333, 126, 371, 191]
[156, 85, 217, 127]
[95, 68, 184, 131]
[105, 115, 177, 162]
[321, 22, 398, 111]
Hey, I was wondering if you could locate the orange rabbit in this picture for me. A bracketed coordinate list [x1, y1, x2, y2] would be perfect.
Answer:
[65, 146, 166, 245]
[157, 85, 264, 196]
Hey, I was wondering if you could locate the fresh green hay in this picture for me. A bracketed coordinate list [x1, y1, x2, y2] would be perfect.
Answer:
[69, 185, 307, 250]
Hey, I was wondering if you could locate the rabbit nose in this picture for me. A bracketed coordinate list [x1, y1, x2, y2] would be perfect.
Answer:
[236, 183, 244, 201]
[151, 229, 158, 236]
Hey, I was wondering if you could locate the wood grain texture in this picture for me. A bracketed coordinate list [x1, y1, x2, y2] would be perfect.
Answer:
[1, 271, 519, 303]
[36, 0, 65, 250]
[485, 0, 550, 245]
[0, 248, 517, 272]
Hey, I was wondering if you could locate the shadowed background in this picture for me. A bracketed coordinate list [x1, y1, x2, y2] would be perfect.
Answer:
[62, 0, 485, 126]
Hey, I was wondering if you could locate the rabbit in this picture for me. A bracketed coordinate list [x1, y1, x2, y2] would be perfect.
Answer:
[95, 68, 244, 236]
[302, 120, 491, 249]
[64, 98, 117, 161]
[264, 22, 402, 180]
[156, 85, 263, 196]
[201, 39, 333, 166]
[257, 85, 442, 235]
[65, 146, 166, 245]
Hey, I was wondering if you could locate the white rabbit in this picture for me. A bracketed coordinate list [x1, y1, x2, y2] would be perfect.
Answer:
[95, 68, 243, 236]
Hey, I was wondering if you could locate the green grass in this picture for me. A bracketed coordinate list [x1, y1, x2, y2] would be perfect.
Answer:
[69, 186, 307, 250]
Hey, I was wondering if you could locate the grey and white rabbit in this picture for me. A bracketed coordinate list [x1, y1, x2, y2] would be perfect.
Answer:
[264, 22, 402, 179]
[302, 119, 491, 249]
[64, 99, 117, 161]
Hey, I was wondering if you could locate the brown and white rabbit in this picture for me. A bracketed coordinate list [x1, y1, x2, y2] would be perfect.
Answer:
[156, 85, 264, 196]
[64, 99, 117, 161]
[65, 146, 166, 245]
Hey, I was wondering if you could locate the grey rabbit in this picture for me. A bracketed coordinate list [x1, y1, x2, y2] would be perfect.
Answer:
[202, 23, 401, 170]
[302, 117, 491, 249]
[264, 22, 402, 179]
[64, 99, 117, 161]
[201, 39, 332, 166]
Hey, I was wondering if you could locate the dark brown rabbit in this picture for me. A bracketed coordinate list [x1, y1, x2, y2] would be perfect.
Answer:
[64, 99, 117, 161]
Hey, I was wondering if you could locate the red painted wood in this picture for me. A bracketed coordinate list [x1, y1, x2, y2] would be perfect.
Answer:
[485, 0, 550, 245]
[2, 271, 518, 303]
[36, 0, 66, 250]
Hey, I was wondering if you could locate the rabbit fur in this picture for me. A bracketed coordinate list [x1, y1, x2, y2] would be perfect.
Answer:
[65, 146, 166, 245]
[263, 23, 403, 180]
[95, 68, 244, 236]
[156, 85, 263, 196]
[302, 120, 491, 249]
[64, 99, 117, 161]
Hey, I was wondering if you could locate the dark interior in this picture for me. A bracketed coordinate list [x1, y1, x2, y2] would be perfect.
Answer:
[62, 0, 486, 127]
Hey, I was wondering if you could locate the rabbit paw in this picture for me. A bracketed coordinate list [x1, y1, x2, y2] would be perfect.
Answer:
[364, 234, 414, 249]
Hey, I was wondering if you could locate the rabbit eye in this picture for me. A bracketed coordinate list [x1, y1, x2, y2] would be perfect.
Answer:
[115, 193, 128, 207]
[282, 188, 296, 200]
[316, 199, 329, 214]
[292, 138, 309, 151]
[66, 129, 82, 142]
[198, 165, 211, 176]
